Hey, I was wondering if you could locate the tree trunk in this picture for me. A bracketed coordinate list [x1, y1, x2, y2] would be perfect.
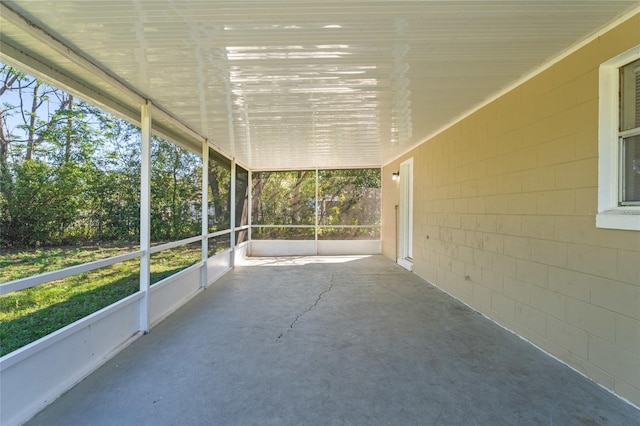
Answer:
[171, 147, 180, 239]
[64, 94, 73, 163]
[208, 167, 221, 224]
[291, 171, 304, 224]
[251, 172, 270, 224]
[0, 105, 9, 166]
[0, 69, 19, 166]
[25, 82, 41, 161]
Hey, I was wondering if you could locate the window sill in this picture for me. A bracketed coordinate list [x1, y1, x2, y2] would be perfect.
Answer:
[596, 208, 640, 231]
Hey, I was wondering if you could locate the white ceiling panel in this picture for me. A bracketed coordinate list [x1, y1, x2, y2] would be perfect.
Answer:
[1, 1, 639, 169]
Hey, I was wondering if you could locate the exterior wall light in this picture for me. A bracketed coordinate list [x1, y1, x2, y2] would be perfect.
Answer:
[392, 171, 400, 181]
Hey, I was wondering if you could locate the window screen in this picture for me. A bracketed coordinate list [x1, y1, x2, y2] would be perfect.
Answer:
[620, 58, 640, 132]
[620, 58, 640, 204]
[622, 135, 640, 203]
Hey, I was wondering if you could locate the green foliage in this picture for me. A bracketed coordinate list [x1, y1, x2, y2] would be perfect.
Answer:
[252, 170, 316, 226]
[0, 64, 209, 249]
[0, 160, 82, 246]
[251, 169, 381, 239]
[318, 168, 381, 226]
[150, 137, 202, 242]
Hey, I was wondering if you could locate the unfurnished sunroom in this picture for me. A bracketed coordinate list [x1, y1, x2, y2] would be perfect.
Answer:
[0, 1, 639, 425]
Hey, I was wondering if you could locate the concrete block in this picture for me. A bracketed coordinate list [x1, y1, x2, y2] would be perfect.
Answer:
[531, 286, 566, 320]
[573, 69, 598, 106]
[476, 215, 498, 233]
[460, 181, 477, 198]
[574, 188, 597, 215]
[496, 215, 522, 236]
[567, 244, 618, 281]
[451, 228, 466, 246]
[538, 134, 575, 166]
[508, 146, 538, 172]
[566, 298, 616, 342]
[491, 292, 516, 326]
[495, 172, 522, 194]
[521, 215, 555, 240]
[521, 116, 555, 146]
[616, 249, 640, 286]
[477, 176, 497, 196]
[589, 336, 640, 388]
[485, 195, 510, 214]
[515, 302, 547, 337]
[460, 214, 477, 230]
[564, 352, 616, 392]
[482, 268, 503, 293]
[507, 193, 538, 215]
[466, 231, 484, 249]
[464, 263, 482, 284]
[547, 266, 590, 302]
[504, 276, 531, 304]
[472, 283, 492, 310]
[469, 197, 486, 214]
[522, 166, 556, 192]
[615, 380, 640, 409]
[536, 189, 575, 216]
[493, 253, 517, 278]
[487, 153, 511, 175]
[547, 316, 589, 359]
[553, 100, 597, 138]
[555, 158, 597, 189]
[504, 235, 531, 260]
[591, 279, 640, 320]
[615, 314, 640, 355]
[482, 233, 504, 254]
[531, 239, 568, 268]
[473, 248, 493, 269]
[516, 259, 548, 287]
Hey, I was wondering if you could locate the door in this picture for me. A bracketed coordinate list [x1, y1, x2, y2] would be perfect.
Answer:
[398, 158, 413, 271]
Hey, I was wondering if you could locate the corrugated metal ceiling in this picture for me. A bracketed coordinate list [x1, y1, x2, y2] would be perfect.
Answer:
[1, 1, 639, 169]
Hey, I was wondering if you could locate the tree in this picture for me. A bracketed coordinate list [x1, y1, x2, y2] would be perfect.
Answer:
[0, 65, 90, 246]
[150, 137, 202, 242]
[251, 169, 380, 240]
[0, 63, 142, 247]
[208, 148, 231, 232]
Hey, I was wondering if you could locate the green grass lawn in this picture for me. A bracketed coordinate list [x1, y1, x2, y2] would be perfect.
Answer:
[0, 244, 202, 357]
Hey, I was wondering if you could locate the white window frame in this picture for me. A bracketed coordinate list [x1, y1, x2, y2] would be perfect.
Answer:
[597, 45, 640, 231]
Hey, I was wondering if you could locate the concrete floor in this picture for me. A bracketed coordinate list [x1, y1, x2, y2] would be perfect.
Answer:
[27, 255, 639, 426]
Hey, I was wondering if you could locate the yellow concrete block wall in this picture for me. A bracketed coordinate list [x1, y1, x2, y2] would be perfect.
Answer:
[382, 13, 640, 407]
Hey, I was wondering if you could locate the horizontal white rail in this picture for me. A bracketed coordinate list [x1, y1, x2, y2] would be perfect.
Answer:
[317, 225, 381, 228]
[150, 261, 203, 290]
[0, 291, 144, 371]
[148, 235, 203, 255]
[251, 224, 380, 228]
[207, 229, 232, 238]
[251, 225, 315, 228]
[0, 250, 143, 295]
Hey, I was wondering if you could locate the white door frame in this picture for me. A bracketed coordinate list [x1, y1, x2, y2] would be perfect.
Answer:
[397, 158, 413, 271]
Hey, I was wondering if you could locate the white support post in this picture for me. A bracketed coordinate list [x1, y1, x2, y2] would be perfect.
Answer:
[230, 159, 237, 267]
[247, 168, 252, 242]
[315, 167, 319, 254]
[201, 141, 209, 288]
[139, 100, 152, 333]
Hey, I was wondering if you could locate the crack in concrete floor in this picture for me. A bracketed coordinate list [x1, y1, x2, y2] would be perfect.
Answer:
[276, 275, 335, 341]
